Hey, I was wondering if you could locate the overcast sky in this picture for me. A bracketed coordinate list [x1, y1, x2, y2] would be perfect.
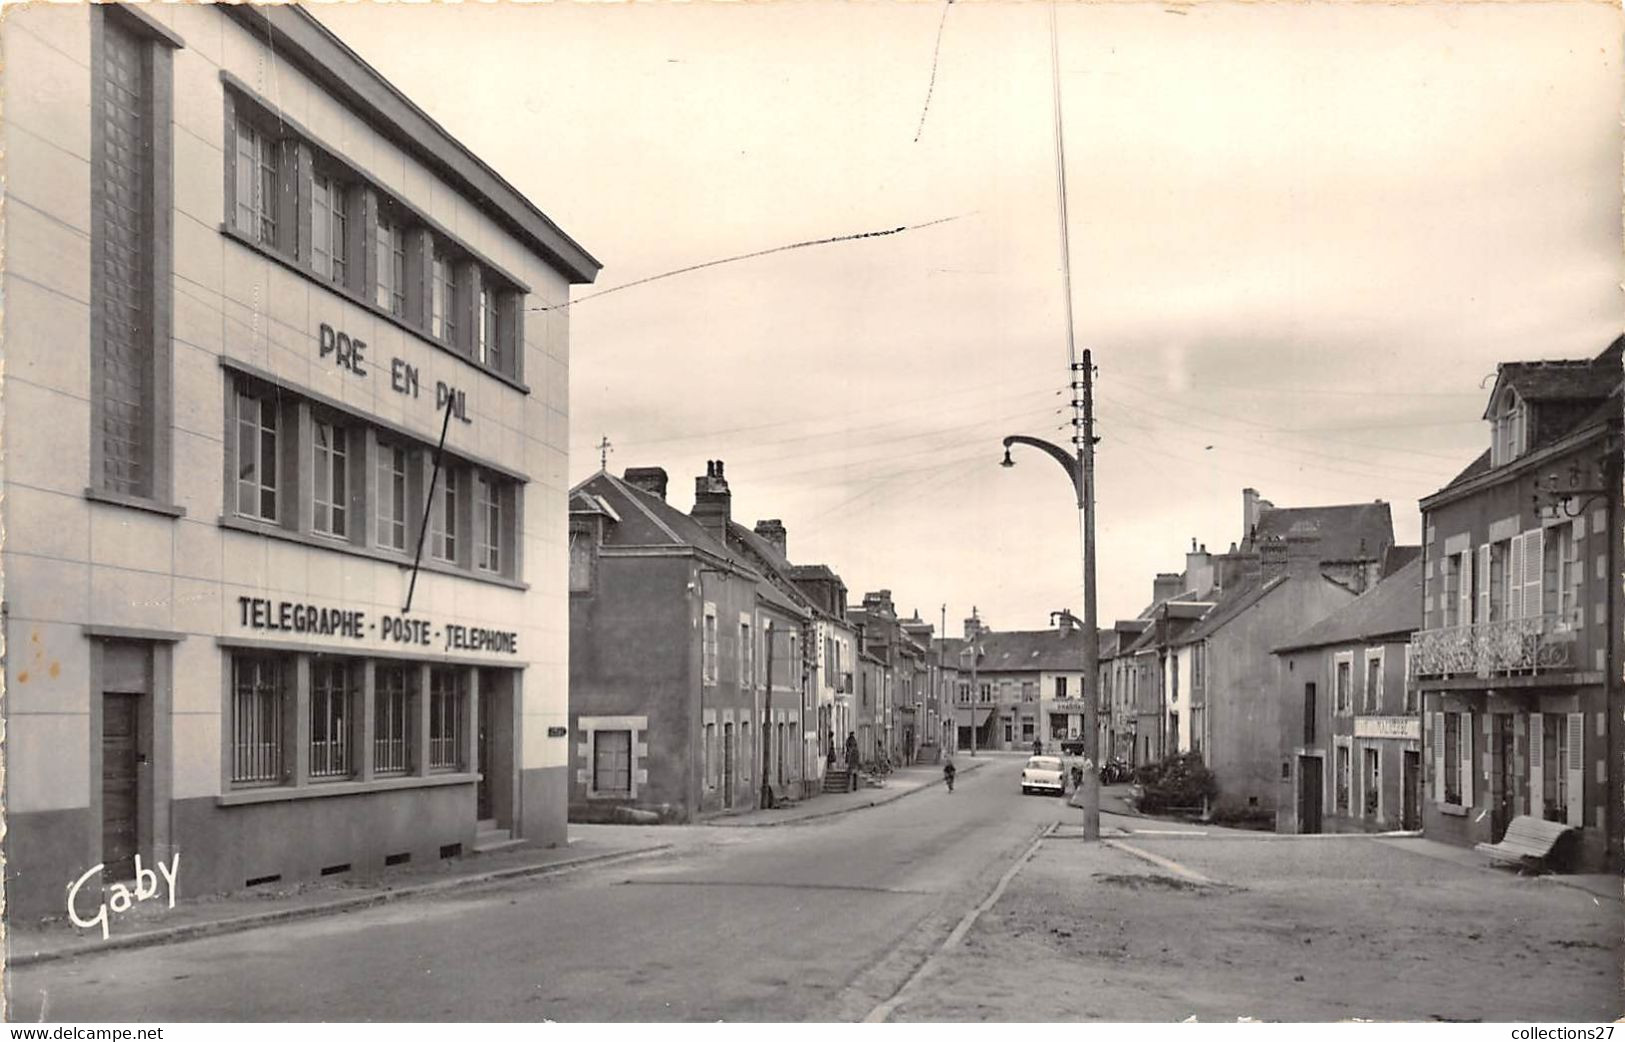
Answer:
[318, 1, 1622, 632]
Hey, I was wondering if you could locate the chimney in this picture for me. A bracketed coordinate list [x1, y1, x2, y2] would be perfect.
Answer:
[623, 467, 668, 502]
[1242, 488, 1260, 546]
[1053, 609, 1080, 635]
[864, 590, 896, 620]
[1153, 572, 1182, 606]
[1286, 532, 1322, 581]
[1259, 534, 1299, 581]
[754, 519, 787, 558]
[1185, 542, 1214, 598]
[691, 460, 731, 541]
[963, 606, 983, 641]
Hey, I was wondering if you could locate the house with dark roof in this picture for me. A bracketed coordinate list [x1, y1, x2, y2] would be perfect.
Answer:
[568, 463, 811, 822]
[939, 609, 1097, 753]
[1411, 335, 1622, 870]
[1273, 556, 1424, 834]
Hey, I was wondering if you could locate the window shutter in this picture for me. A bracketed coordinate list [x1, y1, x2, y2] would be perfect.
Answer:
[1522, 530, 1543, 620]
[1459, 711, 1473, 807]
[1431, 712, 1446, 803]
[1565, 712, 1584, 827]
[1457, 551, 1473, 629]
[1507, 536, 1524, 620]
[1476, 545, 1490, 625]
[1528, 713, 1544, 817]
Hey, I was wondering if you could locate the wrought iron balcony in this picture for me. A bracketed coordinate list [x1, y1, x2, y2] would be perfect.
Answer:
[1408, 616, 1574, 679]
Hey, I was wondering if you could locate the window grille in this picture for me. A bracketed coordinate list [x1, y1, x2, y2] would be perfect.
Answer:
[232, 655, 285, 784]
[374, 665, 412, 774]
[309, 660, 353, 779]
[428, 668, 464, 770]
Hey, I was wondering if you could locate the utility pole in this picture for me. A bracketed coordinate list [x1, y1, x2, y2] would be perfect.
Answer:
[1076, 350, 1102, 840]
[762, 624, 774, 809]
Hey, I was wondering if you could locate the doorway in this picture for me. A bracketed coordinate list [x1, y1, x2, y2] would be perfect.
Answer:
[477, 684, 494, 822]
[1492, 715, 1515, 842]
[1298, 755, 1323, 834]
[723, 722, 735, 809]
[101, 693, 141, 880]
[1402, 749, 1421, 830]
[475, 669, 515, 834]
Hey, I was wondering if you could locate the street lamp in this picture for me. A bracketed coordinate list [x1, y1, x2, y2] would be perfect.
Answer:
[1001, 369, 1102, 840]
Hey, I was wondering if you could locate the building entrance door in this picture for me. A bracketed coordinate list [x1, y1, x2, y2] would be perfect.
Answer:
[1298, 755, 1323, 834]
[102, 693, 141, 880]
[1401, 749, 1421, 830]
[723, 723, 735, 809]
[476, 686, 494, 821]
[1492, 715, 1515, 842]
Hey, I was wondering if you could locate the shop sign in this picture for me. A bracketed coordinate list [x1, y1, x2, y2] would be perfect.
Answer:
[1050, 700, 1086, 713]
[237, 596, 518, 655]
[1354, 716, 1421, 741]
[319, 323, 473, 425]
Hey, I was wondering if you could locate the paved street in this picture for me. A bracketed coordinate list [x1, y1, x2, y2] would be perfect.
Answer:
[7, 753, 1063, 1022]
[10, 753, 1619, 1022]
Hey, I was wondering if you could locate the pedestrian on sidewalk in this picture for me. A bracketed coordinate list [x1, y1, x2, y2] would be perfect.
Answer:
[827, 729, 836, 768]
[943, 756, 956, 792]
[845, 731, 859, 769]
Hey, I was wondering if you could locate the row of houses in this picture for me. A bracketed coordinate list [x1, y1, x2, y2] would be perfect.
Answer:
[1094, 336, 1621, 871]
[567, 461, 963, 822]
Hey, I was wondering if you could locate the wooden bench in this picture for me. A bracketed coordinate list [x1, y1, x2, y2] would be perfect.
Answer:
[1474, 815, 1576, 870]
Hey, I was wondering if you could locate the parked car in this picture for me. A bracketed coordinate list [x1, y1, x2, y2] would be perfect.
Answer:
[1021, 755, 1067, 796]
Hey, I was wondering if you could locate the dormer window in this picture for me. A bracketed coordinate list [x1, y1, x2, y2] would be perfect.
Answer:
[1490, 389, 1528, 466]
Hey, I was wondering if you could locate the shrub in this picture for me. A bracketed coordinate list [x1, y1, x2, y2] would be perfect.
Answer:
[1138, 751, 1218, 814]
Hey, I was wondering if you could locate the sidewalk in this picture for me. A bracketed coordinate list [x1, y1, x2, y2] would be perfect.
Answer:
[7, 832, 674, 968]
[1376, 834, 1623, 903]
[707, 759, 989, 827]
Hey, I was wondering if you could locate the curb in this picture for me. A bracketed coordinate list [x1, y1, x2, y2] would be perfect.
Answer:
[8, 843, 674, 968]
[707, 760, 990, 828]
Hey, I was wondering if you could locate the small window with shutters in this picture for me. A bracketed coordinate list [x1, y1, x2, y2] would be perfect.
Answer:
[592, 730, 632, 795]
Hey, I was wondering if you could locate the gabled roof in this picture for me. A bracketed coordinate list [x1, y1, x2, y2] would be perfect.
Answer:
[942, 629, 1095, 674]
[1382, 544, 1422, 578]
[1175, 576, 1284, 645]
[1253, 501, 1393, 562]
[1274, 556, 1422, 653]
[569, 472, 805, 616]
[1483, 336, 1622, 418]
[1438, 448, 1492, 493]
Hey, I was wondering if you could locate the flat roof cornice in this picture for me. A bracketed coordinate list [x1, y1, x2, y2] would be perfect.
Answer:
[226, 6, 602, 285]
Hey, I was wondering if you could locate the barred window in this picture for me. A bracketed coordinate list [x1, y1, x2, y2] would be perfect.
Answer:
[231, 655, 286, 785]
[309, 660, 353, 779]
[311, 172, 348, 287]
[376, 442, 409, 551]
[312, 419, 348, 537]
[428, 667, 465, 770]
[235, 387, 279, 522]
[374, 664, 412, 775]
[431, 467, 459, 563]
[233, 116, 279, 246]
[474, 473, 502, 573]
[593, 730, 632, 794]
[375, 217, 406, 317]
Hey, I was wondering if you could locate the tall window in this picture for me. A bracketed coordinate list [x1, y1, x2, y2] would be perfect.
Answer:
[94, 12, 171, 500]
[309, 660, 353, 779]
[1363, 747, 1380, 816]
[1442, 553, 1462, 627]
[431, 250, 456, 344]
[376, 443, 408, 551]
[311, 172, 348, 287]
[375, 217, 406, 316]
[1335, 743, 1350, 812]
[231, 655, 285, 785]
[431, 468, 458, 563]
[475, 473, 501, 573]
[1490, 391, 1527, 466]
[1021, 681, 1035, 702]
[477, 287, 494, 365]
[703, 609, 719, 684]
[311, 419, 348, 538]
[1442, 712, 1462, 805]
[1055, 676, 1067, 698]
[1302, 683, 1316, 745]
[740, 622, 753, 691]
[374, 664, 412, 775]
[1544, 524, 1582, 628]
[235, 388, 279, 522]
[1334, 658, 1352, 714]
[593, 730, 632, 794]
[979, 683, 992, 703]
[1364, 653, 1382, 713]
[233, 116, 279, 246]
[428, 668, 465, 770]
[958, 682, 970, 704]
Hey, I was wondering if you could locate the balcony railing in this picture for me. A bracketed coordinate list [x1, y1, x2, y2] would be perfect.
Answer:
[1409, 616, 1574, 679]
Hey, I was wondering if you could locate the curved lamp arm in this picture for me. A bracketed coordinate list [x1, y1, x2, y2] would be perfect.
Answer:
[1002, 434, 1084, 506]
